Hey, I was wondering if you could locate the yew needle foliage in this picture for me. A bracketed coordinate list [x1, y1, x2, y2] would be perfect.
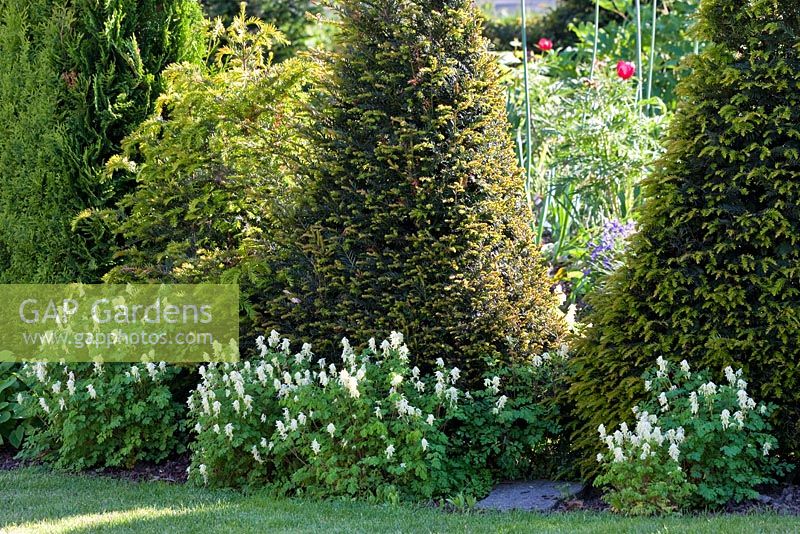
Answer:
[569, 0, 800, 472]
[262, 0, 565, 381]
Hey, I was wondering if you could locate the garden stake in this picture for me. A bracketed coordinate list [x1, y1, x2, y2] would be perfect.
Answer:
[590, 0, 600, 79]
[646, 0, 658, 114]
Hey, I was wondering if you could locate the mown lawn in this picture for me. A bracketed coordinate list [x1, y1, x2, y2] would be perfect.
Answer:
[0, 469, 798, 533]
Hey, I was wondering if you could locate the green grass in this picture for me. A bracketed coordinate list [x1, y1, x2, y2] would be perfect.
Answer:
[0, 468, 798, 533]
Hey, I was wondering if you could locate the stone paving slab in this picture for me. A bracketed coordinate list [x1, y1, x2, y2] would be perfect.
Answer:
[475, 480, 584, 512]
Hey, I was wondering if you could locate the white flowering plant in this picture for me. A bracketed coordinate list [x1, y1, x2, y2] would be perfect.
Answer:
[595, 357, 792, 513]
[187, 331, 545, 500]
[18, 362, 183, 469]
[634, 357, 791, 507]
[594, 409, 696, 515]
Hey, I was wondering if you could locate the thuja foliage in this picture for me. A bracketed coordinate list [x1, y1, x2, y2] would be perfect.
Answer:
[263, 0, 565, 381]
[104, 11, 308, 295]
[569, 0, 800, 473]
[200, 0, 318, 59]
[0, 0, 203, 283]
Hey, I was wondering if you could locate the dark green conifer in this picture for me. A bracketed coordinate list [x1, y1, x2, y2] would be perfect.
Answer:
[570, 0, 800, 469]
[0, 0, 203, 282]
[264, 0, 565, 380]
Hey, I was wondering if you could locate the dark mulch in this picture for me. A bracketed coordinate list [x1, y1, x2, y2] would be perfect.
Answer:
[724, 484, 800, 516]
[88, 454, 190, 484]
[0, 446, 189, 484]
[555, 483, 800, 516]
[0, 447, 24, 471]
[554, 485, 609, 513]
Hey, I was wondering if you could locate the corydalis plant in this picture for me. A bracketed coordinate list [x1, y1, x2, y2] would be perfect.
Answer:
[18, 362, 182, 469]
[596, 357, 791, 510]
[595, 409, 694, 516]
[187, 332, 513, 498]
[187, 331, 565, 500]
[638, 357, 790, 507]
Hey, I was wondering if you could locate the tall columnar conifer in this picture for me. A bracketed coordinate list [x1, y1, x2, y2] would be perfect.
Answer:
[0, 0, 203, 283]
[264, 0, 565, 380]
[570, 0, 800, 470]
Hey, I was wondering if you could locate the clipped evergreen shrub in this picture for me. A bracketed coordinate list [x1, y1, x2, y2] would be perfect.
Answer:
[261, 0, 566, 381]
[0, 0, 203, 283]
[569, 0, 800, 473]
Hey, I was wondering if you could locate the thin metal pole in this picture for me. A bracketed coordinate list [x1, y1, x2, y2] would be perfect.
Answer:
[646, 0, 658, 110]
[590, 0, 600, 79]
[635, 0, 643, 102]
[520, 0, 532, 189]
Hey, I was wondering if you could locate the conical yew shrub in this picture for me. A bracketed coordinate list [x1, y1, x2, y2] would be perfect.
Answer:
[262, 0, 565, 380]
[569, 0, 800, 469]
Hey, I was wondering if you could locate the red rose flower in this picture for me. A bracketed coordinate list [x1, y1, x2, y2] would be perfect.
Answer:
[537, 38, 553, 51]
[616, 60, 636, 80]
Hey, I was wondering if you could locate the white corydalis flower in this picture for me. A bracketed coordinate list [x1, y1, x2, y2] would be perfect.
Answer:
[311, 439, 321, 456]
[492, 395, 508, 415]
[658, 392, 669, 412]
[39, 397, 50, 414]
[267, 330, 280, 348]
[449, 368, 460, 384]
[668, 443, 680, 462]
[421, 438, 428, 452]
[224, 423, 234, 440]
[385, 444, 395, 460]
[86, 384, 97, 399]
[34, 362, 47, 383]
[326, 423, 336, 437]
[733, 410, 744, 428]
[720, 409, 731, 430]
[338, 369, 360, 399]
[724, 366, 737, 385]
[484, 376, 501, 395]
[699, 382, 717, 397]
[389, 331, 403, 349]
